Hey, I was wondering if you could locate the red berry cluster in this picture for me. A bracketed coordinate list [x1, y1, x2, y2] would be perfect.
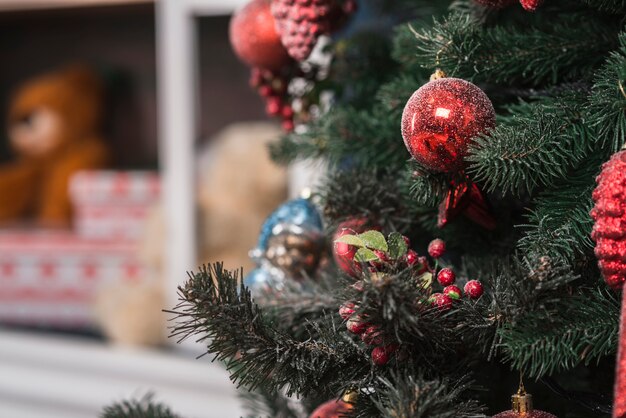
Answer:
[249, 68, 296, 132]
[426, 238, 484, 311]
[339, 301, 397, 366]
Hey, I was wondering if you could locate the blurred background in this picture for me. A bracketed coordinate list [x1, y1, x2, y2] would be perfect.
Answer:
[0, 0, 318, 416]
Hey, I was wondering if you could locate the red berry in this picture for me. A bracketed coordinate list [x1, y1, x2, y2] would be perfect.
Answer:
[464, 280, 484, 299]
[402, 236, 411, 247]
[361, 325, 383, 346]
[428, 239, 446, 259]
[266, 97, 282, 116]
[443, 285, 462, 300]
[430, 293, 453, 311]
[249, 68, 263, 87]
[258, 85, 273, 97]
[371, 344, 397, 366]
[437, 268, 456, 286]
[282, 119, 295, 132]
[281, 104, 294, 118]
[416, 256, 431, 274]
[406, 249, 418, 265]
[373, 250, 389, 262]
[351, 280, 364, 292]
[339, 302, 355, 320]
[346, 316, 367, 334]
[334, 226, 361, 277]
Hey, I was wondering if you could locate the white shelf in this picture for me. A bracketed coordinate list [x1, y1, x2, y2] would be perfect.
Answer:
[0, 328, 244, 418]
[0, 0, 153, 12]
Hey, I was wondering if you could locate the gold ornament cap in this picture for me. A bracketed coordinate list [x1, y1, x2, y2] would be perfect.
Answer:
[511, 380, 533, 413]
[342, 390, 358, 404]
[430, 69, 447, 81]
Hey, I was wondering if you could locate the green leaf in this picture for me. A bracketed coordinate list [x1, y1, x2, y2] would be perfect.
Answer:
[358, 230, 388, 252]
[354, 247, 380, 263]
[335, 234, 365, 248]
[387, 232, 408, 259]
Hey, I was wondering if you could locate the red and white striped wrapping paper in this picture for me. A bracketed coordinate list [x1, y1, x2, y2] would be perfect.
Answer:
[69, 170, 160, 240]
[69, 171, 161, 205]
[74, 205, 152, 240]
[0, 230, 146, 327]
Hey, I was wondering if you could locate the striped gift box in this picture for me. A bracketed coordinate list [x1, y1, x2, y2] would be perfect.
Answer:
[0, 230, 145, 327]
[69, 171, 160, 240]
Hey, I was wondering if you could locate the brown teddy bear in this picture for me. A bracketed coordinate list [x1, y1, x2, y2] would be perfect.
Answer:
[0, 64, 109, 227]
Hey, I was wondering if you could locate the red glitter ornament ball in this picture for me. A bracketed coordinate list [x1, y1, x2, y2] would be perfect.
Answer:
[361, 325, 384, 346]
[401, 77, 495, 172]
[229, 0, 292, 70]
[464, 280, 484, 299]
[271, 0, 337, 62]
[493, 411, 556, 418]
[428, 238, 446, 259]
[591, 150, 626, 289]
[346, 316, 367, 334]
[308, 399, 352, 418]
[338, 302, 356, 320]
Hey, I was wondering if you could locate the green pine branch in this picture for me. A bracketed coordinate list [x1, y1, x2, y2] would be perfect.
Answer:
[369, 373, 486, 418]
[167, 264, 369, 398]
[101, 394, 181, 418]
[498, 288, 619, 378]
[587, 31, 626, 152]
[466, 91, 593, 195]
[409, 12, 619, 86]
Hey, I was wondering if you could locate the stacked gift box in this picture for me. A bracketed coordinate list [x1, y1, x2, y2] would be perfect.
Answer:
[0, 171, 160, 328]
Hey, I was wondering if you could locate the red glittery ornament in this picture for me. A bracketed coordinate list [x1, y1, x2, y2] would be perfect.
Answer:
[308, 399, 352, 418]
[338, 302, 356, 320]
[229, 0, 292, 70]
[493, 383, 556, 418]
[428, 238, 446, 259]
[361, 325, 384, 346]
[430, 292, 453, 311]
[371, 344, 397, 366]
[590, 149, 626, 418]
[271, 0, 339, 62]
[464, 280, 484, 299]
[591, 150, 626, 290]
[401, 77, 495, 173]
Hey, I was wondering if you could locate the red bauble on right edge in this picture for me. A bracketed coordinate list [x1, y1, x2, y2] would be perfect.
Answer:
[401, 77, 495, 173]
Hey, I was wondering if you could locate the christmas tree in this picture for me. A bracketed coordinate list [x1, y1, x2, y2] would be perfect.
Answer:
[105, 0, 626, 417]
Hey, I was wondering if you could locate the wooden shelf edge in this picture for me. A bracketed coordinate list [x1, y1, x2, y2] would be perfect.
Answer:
[0, 0, 153, 12]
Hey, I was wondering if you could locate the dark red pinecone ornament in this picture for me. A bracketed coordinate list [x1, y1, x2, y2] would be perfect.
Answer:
[591, 148, 626, 418]
[591, 149, 626, 290]
[271, 0, 341, 62]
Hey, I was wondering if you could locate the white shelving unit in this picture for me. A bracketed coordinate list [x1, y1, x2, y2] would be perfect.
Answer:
[0, 0, 151, 11]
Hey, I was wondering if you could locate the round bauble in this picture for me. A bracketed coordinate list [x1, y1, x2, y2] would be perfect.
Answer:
[254, 198, 323, 256]
[443, 285, 462, 300]
[265, 222, 324, 278]
[401, 77, 495, 172]
[309, 399, 352, 418]
[591, 149, 626, 289]
[493, 410, 557, 418]
[229, 0, 292, 70]
[243, 268, 283, 298]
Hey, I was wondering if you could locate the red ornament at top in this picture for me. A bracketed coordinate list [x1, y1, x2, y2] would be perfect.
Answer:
[428, 238, 446, 259]
[591, 149, 626, 290]
[401, 76, 495, 173]
[308, 399, 352, 418]
[229, 0, 292, 71]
